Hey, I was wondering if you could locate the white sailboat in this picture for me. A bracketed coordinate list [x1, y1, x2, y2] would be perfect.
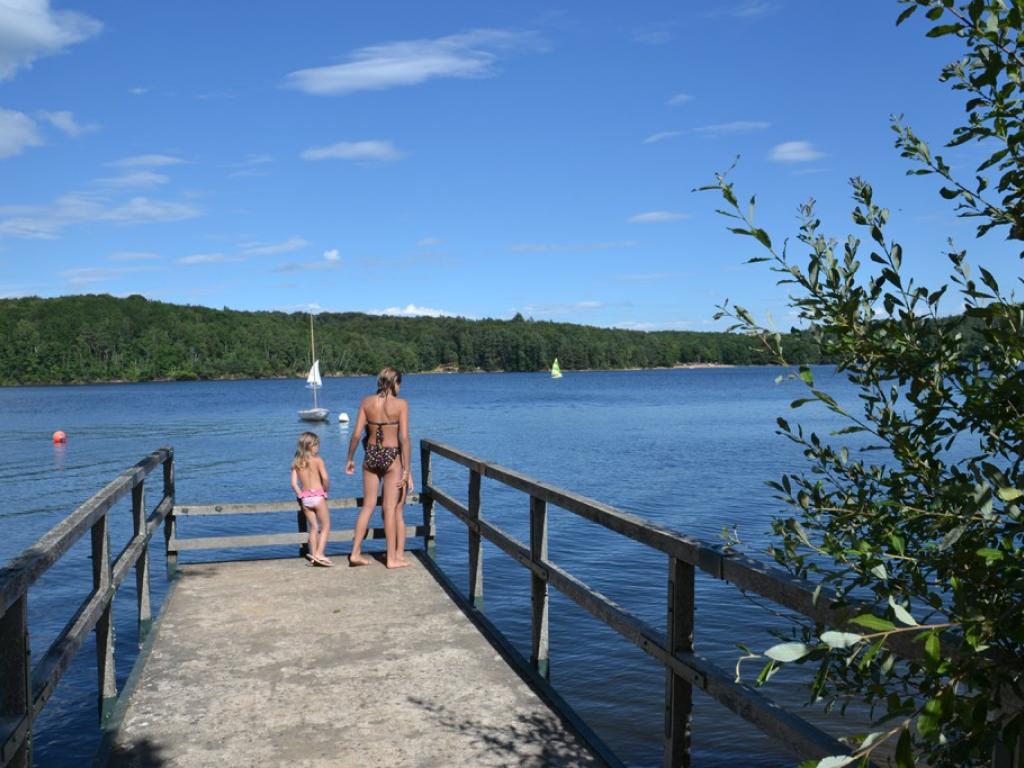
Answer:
[298, 315, 329, 422]
[551, 358, 563, 379]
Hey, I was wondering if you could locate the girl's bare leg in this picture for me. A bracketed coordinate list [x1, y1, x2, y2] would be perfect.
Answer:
[382, 462, 408, 568]
[315, 500, 332, 564]
[302, 506, 320, 562]
[349, 469, 379, 566]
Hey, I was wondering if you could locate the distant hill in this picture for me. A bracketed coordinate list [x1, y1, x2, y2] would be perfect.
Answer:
[0, 294, 826, 385]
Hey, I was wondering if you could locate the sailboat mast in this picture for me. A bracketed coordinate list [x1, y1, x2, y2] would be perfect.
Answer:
[309, 313, 319, 409]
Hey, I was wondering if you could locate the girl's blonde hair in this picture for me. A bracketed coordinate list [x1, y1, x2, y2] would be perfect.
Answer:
[292, 431, 320, 470]
[376, 367, 402, 397]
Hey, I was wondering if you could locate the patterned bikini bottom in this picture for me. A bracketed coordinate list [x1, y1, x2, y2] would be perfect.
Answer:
[364, 444, 400, 474]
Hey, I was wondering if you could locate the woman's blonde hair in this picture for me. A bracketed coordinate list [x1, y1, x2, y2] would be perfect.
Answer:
[292, 431, 320, 470]
[376, 367, 402, 397]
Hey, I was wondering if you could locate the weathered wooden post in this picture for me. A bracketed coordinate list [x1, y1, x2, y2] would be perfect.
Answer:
[529, 495, 550, 679]
[132, 480, 152, 642]
[296, 506, 309, 560]
[468, 468, 483, 610]
[664, 556, 695, 767]
[420, 443, 435, 559]
[0, 595, 31, 767]
[91, 515, 117, 723]
[163, 452, 178, 578]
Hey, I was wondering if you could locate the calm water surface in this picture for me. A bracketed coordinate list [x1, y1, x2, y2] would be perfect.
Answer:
[0, 368, 858, 767]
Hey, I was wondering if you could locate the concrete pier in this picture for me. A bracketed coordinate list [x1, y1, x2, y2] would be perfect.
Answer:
[105, 555, 601, 768]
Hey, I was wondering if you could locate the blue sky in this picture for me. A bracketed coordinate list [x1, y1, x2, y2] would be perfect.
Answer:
[0, 1, 1015, 331]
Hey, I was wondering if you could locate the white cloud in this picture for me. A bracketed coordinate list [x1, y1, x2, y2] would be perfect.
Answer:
[275, 259, 341, 272]
[109, 251, 161, 261]
[103, 197, 200, 224]
[128, 86, 149, 96]
[109, 153, 185, 168]
[239, 237, 310, 256]
[324, 249, 340, 262]
[509, 241, 635, 253]
[703, 2, 781, 19]
[374, 303, 457, 318]
[769, 140, 826, 162]
[0, 193, 201, 239]
[0, 0, 102, 81]
[666, 93, 693, 106]
[630, 23, 676, 45]
[518, 300, 619, 317]
[628, 211, 691, 224]
[694, 120, 769, 136]
[643, 131, 681, 145]
[178, 253, 238, 265]
[38, 110, 97, 137]
[285, 29, 540, 95]
[417, 237, 441, 248]
[0, 108, 42, 158]
[92, 171, 169, 189]
[301, 140, 404, 162]
[60, 265, 157, 286]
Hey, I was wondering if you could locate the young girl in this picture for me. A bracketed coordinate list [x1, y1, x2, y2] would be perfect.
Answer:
[291, 431, 333, 567]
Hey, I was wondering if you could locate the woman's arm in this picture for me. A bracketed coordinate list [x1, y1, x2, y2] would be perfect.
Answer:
[399, 399, 413, 490]
[345, 401, 367, 474]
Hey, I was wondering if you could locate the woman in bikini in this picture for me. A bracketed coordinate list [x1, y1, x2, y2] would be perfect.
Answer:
[345, 367, 413, 568]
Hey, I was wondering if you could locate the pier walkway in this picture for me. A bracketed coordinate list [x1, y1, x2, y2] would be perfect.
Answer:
[106, 556, 599, 767]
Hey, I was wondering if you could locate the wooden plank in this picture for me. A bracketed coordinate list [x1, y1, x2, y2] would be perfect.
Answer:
[468, 470, 483, 610]
[681, 651, 851, 761]
[427, 485, 473, 528]
[132, 482, 152, 641]
[425, 442, 946, 665]
[31, 585, 112, 718]
[530, 496, 550, 679]
[171, 525, 430, 552]
[174, 494, 421, 516]
[664, 557, 694, 768]
[420, 444, 435, 559]
[420, 440, 488, 474]
[0, 595, 30, 767]
[0, 448, 170, 615]
[91, 517, 116, 723]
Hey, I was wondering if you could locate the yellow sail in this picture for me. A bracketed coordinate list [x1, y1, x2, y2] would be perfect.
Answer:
[551, 358, 562, 379]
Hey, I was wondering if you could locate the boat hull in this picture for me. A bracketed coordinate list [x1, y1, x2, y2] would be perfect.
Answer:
[298, 408, 330, 422]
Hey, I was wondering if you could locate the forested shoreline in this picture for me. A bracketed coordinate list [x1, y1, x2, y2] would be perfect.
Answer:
[0, 294, 827, 385]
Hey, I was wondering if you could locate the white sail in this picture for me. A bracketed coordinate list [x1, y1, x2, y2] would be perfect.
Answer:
[306, 360, 322, 388]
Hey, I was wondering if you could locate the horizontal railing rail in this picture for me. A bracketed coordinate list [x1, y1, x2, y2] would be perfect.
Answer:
[0, 448, 174, 768]
[166, 493, 430, 563]
[420, 438, 863, 768]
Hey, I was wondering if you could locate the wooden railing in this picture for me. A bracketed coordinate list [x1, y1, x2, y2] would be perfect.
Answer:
[167, 493, 429, 564]
[0, 448, 175, 768]
[420, 439, 867, 768]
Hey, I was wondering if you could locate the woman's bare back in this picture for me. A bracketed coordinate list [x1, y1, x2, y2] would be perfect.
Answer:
[361, 394, 404, 448]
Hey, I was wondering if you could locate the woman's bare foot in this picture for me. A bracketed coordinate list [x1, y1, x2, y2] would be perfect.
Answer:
[386, 559, 410, 569]
[348, 554, 370, 567]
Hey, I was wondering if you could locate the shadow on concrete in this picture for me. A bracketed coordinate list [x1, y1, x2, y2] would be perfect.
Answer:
[408, 696, 602, 767]
[103, 736, 168, 767]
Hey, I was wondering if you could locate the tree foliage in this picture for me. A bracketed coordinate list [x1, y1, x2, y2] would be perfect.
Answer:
[703, 2, 1023, 766]
[0, 294, 827, 385]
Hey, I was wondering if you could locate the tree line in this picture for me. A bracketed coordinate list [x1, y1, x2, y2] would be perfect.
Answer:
[0, 294, 829, 385]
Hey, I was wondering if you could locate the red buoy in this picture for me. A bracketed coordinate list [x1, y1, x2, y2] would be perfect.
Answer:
[52, 431, 67, 444]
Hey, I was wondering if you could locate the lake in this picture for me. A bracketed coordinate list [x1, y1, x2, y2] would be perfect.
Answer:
[0, 367, 858, 767]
